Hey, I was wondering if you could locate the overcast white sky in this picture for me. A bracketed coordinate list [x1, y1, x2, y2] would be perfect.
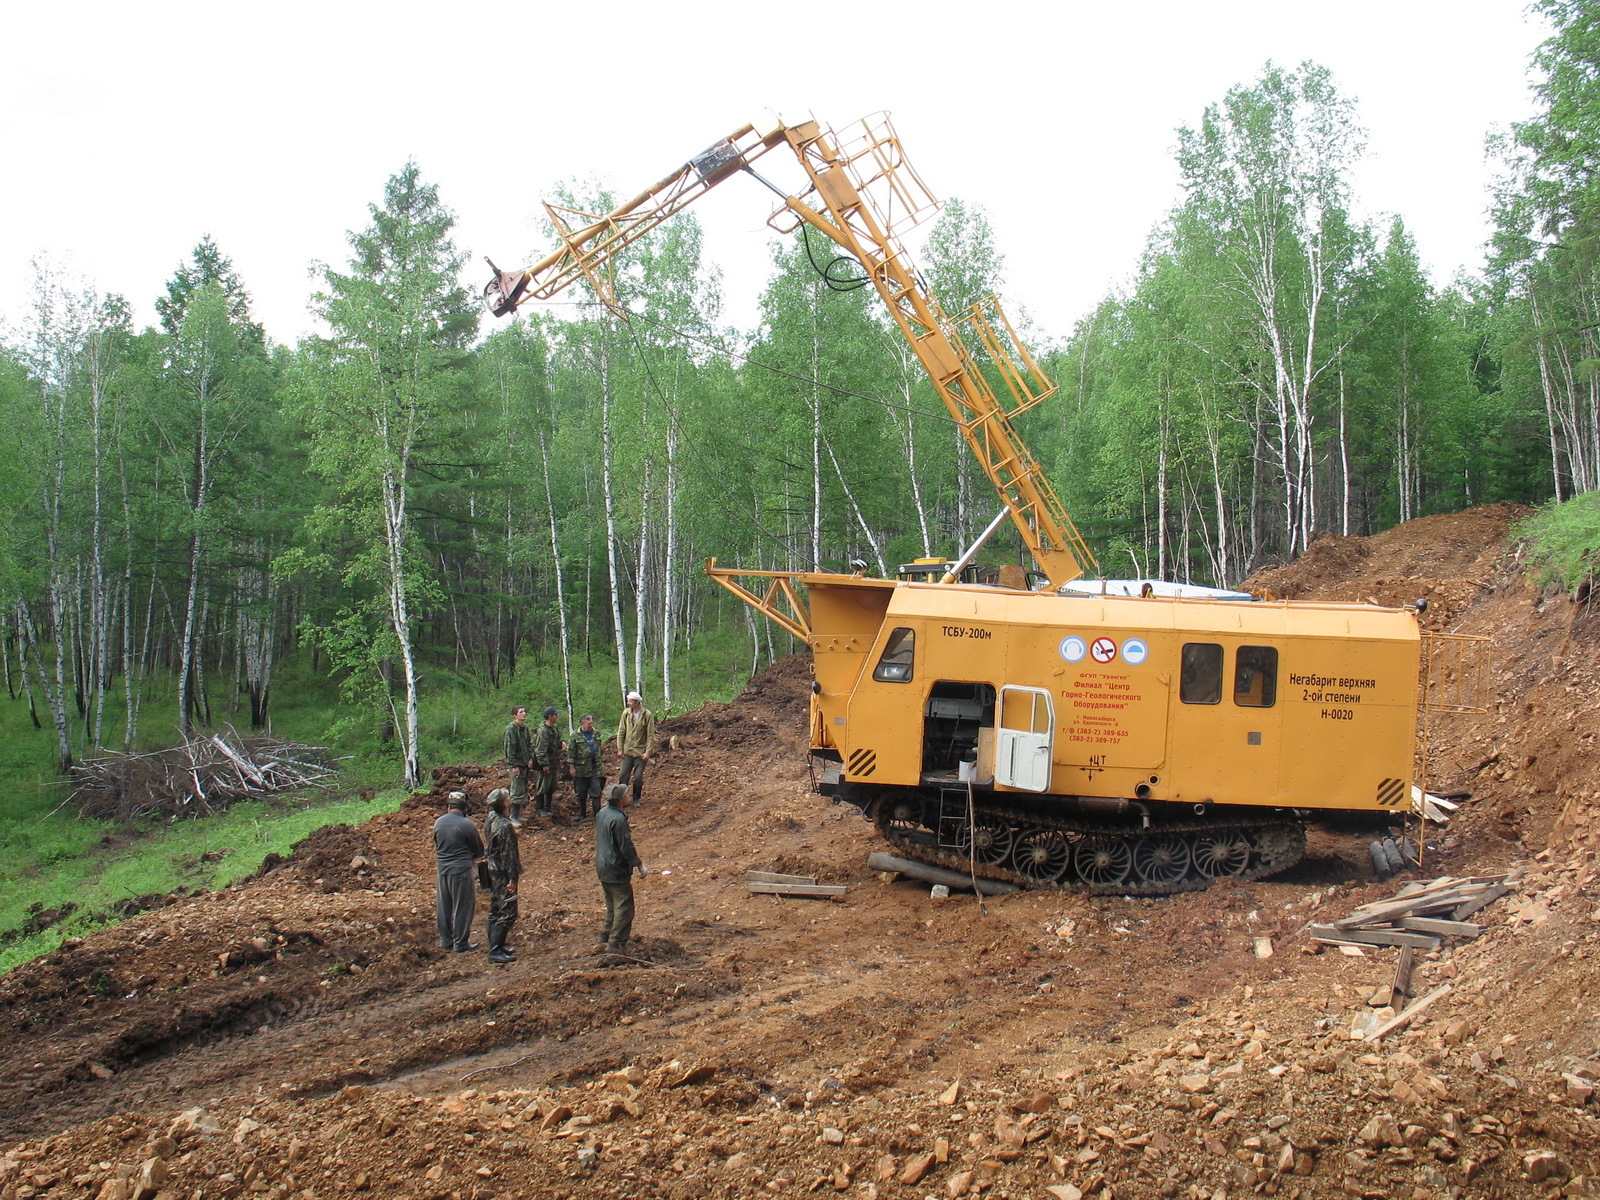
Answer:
[0, 1, 1547, 347]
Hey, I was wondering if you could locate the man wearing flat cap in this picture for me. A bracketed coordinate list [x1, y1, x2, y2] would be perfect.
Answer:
[433, 791, 485, 953]
[595, 782, 647, 954]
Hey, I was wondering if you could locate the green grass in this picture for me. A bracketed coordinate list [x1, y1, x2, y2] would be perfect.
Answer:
[0, 790, 407, 975]
[0, 623, 770, 974]
[1517, 491, 1600, 596]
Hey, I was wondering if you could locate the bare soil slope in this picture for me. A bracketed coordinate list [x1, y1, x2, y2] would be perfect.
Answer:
[3, 504, 1599, 1200]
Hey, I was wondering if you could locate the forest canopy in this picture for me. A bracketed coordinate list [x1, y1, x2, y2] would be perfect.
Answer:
[4, 5, 1599, 785]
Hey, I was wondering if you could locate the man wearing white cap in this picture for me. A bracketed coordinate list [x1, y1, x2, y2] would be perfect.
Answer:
[614, 690, 656, 808]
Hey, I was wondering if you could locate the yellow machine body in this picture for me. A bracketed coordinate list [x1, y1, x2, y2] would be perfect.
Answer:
[803, 575, 1418, 814]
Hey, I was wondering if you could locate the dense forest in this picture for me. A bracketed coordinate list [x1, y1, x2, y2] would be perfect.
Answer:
[2, 1, 1598, 788]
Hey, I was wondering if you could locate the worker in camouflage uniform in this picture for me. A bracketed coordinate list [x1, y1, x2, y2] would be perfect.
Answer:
[614, 690, 656, 808]
[568, 713, 604, 820]
[595, 782, 647, 955]
[483, 788, 522, 965]
[503, 705, 533, 827]
[533, 705, 564, 819]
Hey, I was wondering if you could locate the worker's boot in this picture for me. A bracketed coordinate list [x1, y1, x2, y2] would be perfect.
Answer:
[487, 925, 514, 965]
[510, 803, 524, 829]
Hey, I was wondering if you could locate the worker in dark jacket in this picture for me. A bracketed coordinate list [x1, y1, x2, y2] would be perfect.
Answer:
[483, 788, 522, 965]
[504, 706, 533, 827]
[595, 782, 647, 955]
[533, 706, 563, 819]
[433, 791, 485, 953]
[569, 713, 603, 820]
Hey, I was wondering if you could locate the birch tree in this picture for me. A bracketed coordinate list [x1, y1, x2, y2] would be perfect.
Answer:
[154, 279, 267, 735]
[1175, 62, 1363, 557]
[301, 162, 477, 789]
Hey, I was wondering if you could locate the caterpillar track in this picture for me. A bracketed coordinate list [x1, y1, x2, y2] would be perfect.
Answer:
[873, 794, 1307, 896]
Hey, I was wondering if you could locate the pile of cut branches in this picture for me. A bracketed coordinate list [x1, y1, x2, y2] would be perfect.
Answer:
[66, 733, 340, 821]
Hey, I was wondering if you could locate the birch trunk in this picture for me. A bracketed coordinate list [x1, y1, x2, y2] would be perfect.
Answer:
[822, 434, 886, 575]
[633, 399, 652, 697]
[381, 454, 422, 790]
[661, 417, 678, 707]
[538, 430, 575, 727]
[600, 328, 628, 700]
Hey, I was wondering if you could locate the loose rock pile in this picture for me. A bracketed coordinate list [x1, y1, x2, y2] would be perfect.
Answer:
[2, 506, 1599, 1199]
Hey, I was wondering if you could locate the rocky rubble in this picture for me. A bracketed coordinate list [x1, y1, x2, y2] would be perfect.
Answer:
[2, 506, 1599, 1198]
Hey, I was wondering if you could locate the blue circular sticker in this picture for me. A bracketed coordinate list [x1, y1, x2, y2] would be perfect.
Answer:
[1059, 635, 1086, 663]
[1122, 637, 1149, 665]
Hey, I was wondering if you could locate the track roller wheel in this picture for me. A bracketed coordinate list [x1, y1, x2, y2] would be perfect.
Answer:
[1132, 834, 1192, 886]
[956, 819, 1016, 867]
[883, 797, 926, 833]
[1013, 829, 1071, 884]
[1074, 835, 1131, 886]
[1193, 832, 1251, 878]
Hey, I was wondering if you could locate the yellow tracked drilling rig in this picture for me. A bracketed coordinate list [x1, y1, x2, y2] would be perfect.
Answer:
[484, 112, 1486, 894]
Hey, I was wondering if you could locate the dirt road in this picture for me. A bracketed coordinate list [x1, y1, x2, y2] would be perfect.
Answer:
[2, 504, 1597, 1199]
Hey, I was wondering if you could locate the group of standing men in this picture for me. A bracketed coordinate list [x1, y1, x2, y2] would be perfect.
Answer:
[502, 692, 657, 827]
[431, 789, 521, 964]
[432, 691, 657, 965]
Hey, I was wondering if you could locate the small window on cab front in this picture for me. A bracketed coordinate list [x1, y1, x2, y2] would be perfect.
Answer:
[1181, 643, 1223, 704]
[1234, 645, 1278, 707]
[873, 627, 916, 683]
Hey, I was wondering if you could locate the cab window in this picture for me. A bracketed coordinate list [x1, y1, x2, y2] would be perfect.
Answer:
[872, 627, 916, 683]
[1181, 643, 1223, 704]
[1234, 645, 1278, 707]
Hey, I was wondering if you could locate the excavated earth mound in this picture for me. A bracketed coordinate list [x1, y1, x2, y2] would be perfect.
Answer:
[3, 506, 1599, 1200]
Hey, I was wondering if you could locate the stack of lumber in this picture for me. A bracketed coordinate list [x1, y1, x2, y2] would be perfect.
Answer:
[67, 733, 340, 821]
[1306, 873, 1512, 952]
[1411, 784, 1462, 823]
[746, 870, 847, 899]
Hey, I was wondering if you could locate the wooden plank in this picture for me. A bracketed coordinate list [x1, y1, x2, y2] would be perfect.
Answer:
[1364, 984, 1453, 1042]
[1392, 879, 1442, 899]
[1342, 874, 1508, 920]
[1307, 924, 1441, 950]
[1451, 882, 1510, 921]
[748, 881, 847, 898]
[1394, 917, 1483, 938]
[1334, 890, 1480, 928]
[1390, 946, 1415, 1009]
[745, 871, 817, 885]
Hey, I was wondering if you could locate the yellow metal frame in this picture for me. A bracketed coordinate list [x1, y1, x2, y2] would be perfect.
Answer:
[486, 112, 1097, 587]
[703, 559, 812, 641]
[772, 116, 1094, 586]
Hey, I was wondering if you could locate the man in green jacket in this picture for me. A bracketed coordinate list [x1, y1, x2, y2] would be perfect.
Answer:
[568, 713, 604, 820]
[503, 706, 533, 827]
[483, 788, 522, 965]
[533, 705, 564, 819]
[614, 690, 656, 808]
[595, 782, 647, 955]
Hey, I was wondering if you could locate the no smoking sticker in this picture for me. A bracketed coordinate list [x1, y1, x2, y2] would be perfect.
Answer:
[1090, 636, 1117, 664]
[1059, 635, 1086, 663]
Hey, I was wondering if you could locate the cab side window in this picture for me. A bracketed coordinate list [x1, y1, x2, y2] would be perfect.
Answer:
[1181, 643, 1223, 704]
[873, 627, 916, 683]
[1234, 645, 1278, 707]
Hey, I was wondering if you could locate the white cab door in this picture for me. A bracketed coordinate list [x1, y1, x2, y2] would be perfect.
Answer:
[996, 685, 1054, 792]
